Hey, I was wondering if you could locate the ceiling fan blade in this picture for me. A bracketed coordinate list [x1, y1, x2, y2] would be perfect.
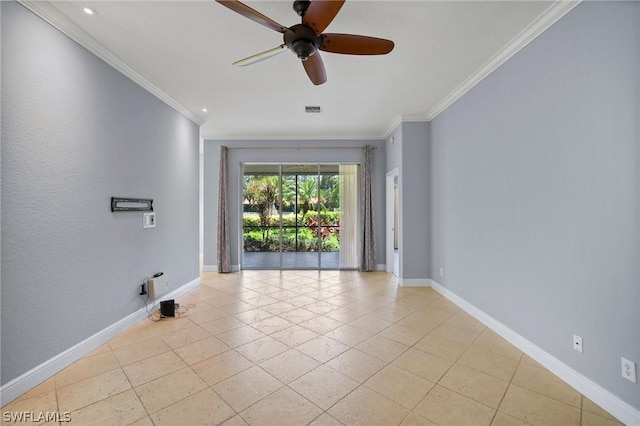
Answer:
[302, 52, 327, 85]
[321, 33, 394, 55]
[302, 0, 345, 35]
[216, 0, 288, 33]
[233, 45, 287, 67]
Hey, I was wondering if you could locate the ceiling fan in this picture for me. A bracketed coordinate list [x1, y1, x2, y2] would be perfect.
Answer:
[216, 0, 394, 85]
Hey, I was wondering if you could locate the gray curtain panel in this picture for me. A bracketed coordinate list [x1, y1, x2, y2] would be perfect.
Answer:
[361, 145, 376, 271]
[217, 146, 231, 272]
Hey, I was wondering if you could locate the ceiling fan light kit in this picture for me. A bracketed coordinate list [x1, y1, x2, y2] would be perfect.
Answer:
[216, 0, 395, 85]
[284, 25, 322, 61]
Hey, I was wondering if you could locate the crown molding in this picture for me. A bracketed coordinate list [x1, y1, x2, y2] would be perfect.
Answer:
[19, 0, 581, 137]
[200, 133, 385, 141]
[383, 116, 403, 139]
[18, 1, 205, 126]
[203, 115, 428, 141]
[381, 114, 429, 139]
[203, 0, 580, 141]
[425, 0, 582, 121]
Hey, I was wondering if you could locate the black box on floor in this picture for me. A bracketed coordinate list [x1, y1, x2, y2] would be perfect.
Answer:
[160, 299, 175, 317]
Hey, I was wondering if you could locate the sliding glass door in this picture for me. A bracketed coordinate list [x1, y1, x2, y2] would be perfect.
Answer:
[242, 163, 358, 270]
[242, 164, 281, 269]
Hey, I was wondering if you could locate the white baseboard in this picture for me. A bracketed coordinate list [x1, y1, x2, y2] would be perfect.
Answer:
[399, 277, 431, 287]
[429, 279, 640, 426]
[0, 277, 201, 408]
[376, 264, 386, 271]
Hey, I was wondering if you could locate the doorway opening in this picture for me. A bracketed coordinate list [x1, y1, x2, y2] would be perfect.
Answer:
[241, 163, 359, 270]
[386, 168, 400, 277]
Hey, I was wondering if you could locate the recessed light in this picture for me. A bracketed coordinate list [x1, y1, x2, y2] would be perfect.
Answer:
[202, 108, 208, 112]
[83, 7, 96, 15]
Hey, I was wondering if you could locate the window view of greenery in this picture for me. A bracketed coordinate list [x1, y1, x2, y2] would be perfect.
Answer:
[243, 167, 341, 254]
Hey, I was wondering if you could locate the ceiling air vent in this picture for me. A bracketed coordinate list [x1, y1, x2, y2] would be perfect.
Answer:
[305, 106, 322, 113]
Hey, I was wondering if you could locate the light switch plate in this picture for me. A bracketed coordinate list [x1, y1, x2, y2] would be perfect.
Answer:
[143, 212, 156, 228]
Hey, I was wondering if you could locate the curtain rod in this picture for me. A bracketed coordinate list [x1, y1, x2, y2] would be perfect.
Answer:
[225, 146, 377, 150]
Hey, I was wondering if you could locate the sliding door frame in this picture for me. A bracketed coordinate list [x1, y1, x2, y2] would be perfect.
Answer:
[240, 162, 359, 270]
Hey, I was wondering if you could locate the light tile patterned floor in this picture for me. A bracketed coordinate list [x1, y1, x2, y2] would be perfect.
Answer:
[2, 271, 625, 426]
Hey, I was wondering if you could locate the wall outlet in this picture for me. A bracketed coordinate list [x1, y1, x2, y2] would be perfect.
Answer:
[621, 357, 637, 383]
[573, 334, 583, 353]
[440, 267, 444, 277]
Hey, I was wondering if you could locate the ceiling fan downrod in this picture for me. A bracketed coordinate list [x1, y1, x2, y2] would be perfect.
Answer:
[292, 0, 311, 17]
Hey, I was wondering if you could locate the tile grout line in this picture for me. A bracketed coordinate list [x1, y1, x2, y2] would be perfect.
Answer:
[8, 272, 622, 425]
[488, 349, 525, 425]
[407, 319, 494, 425]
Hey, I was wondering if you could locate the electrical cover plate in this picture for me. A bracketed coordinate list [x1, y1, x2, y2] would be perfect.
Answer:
[573, 334, 583, 353]
[621, 357, 637, 383]
[143, 212, 156, 228]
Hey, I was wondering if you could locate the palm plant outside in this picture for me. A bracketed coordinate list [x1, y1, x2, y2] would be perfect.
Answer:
[243, 174, 341, 252]
[244, 176, 277, 246]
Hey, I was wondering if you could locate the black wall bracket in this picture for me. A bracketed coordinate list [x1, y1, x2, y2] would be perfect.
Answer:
[111, 197, 153, 212]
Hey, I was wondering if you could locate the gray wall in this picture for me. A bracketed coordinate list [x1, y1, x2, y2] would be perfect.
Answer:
[401, 122, 430, 280]
[385, 121, 431, 281]
[430, 1, 639, 409]
[385, 124, 402, 172]
[1, 2, 200, 385]
[203, 140, 386, 269]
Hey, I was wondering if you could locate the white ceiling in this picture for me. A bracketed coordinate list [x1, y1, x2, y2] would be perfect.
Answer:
[24, 0, 576, 139]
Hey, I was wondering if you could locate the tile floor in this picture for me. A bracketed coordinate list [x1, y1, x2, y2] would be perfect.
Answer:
[2, 271, 625, 426]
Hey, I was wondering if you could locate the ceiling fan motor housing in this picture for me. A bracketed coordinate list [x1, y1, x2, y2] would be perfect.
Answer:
[284, 24, 322, 61]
